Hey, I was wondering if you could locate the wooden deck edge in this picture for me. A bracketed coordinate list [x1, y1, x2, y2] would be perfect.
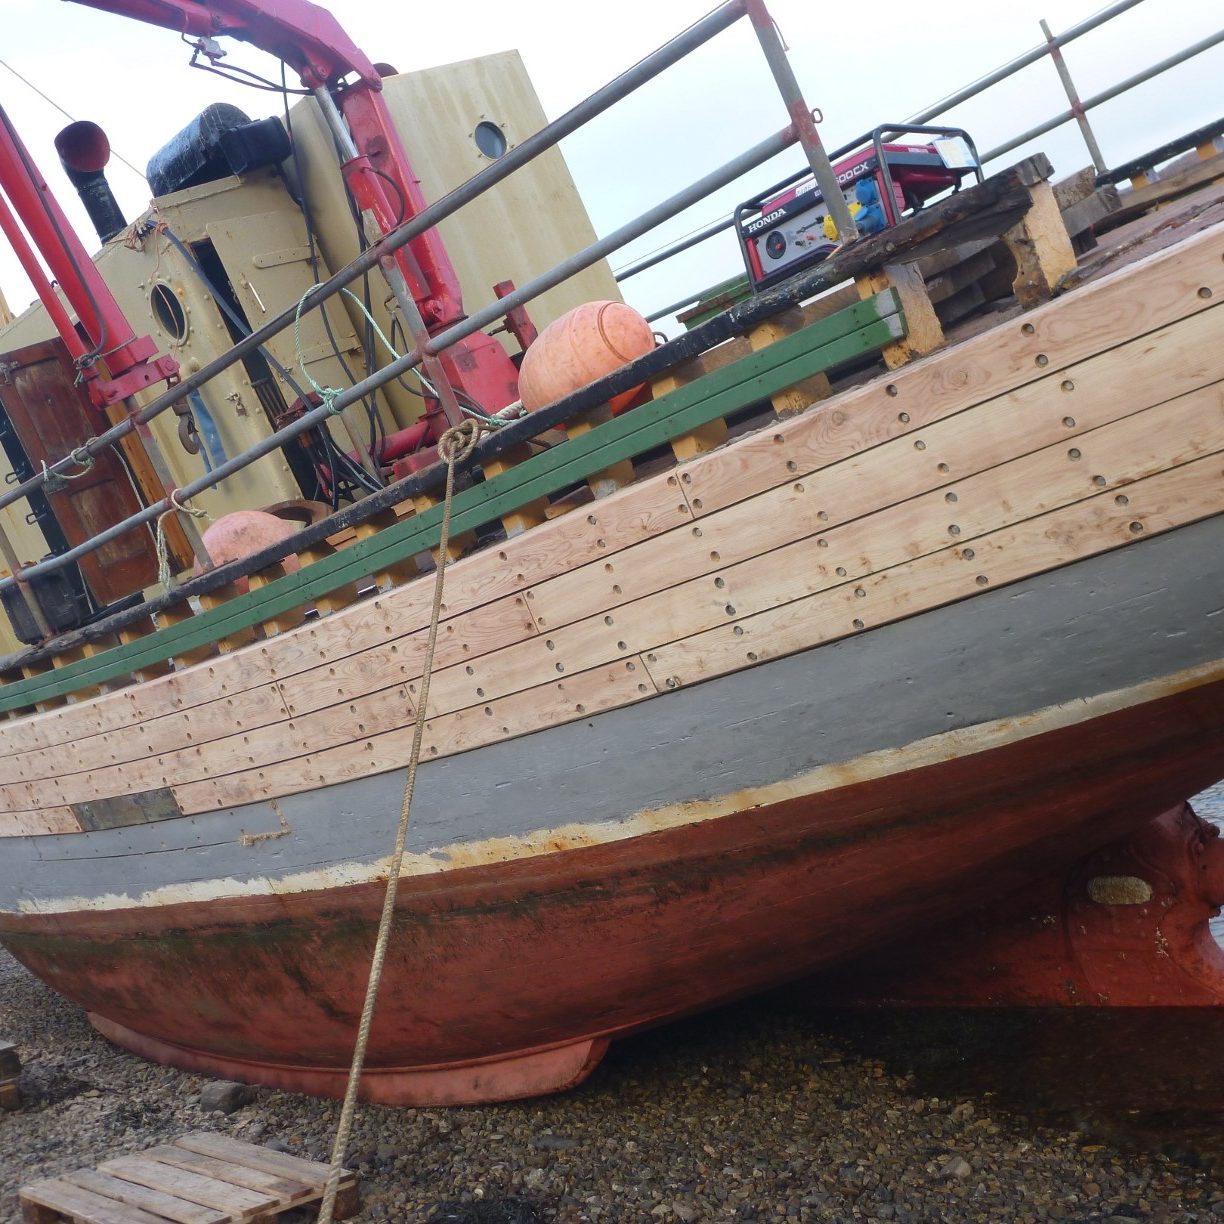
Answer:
[0, 296, 904, 715]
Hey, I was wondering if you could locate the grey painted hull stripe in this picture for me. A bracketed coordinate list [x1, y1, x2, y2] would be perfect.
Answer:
[2, 515, 1222, 909]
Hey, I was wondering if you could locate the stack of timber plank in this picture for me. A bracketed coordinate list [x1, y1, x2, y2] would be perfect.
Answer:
[914, 166, 1122, 327]
[18, 1132, 359, 1223]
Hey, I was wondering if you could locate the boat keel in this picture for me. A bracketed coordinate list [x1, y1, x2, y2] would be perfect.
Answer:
[87, 1014, 610, 1106]
[808, 801, 1224, 1007]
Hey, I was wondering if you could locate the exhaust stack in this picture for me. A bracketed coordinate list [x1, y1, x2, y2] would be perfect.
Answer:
[54, 121, 127, 244]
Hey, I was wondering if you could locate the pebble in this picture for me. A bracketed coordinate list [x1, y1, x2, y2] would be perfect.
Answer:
[199, 1080, 257, 1114]
[938, 1155, 973, 1179]
[2, 945, 1221, 1222]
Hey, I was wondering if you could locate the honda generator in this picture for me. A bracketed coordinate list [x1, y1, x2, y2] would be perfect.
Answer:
[737, 125, 982, 291]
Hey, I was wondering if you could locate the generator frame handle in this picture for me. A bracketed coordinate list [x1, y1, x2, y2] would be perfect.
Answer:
[866, 124, 984, 226]
[734, 123, 984, 283]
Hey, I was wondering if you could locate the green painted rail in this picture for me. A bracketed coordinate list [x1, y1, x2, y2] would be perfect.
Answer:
[0, 292, 903, 713]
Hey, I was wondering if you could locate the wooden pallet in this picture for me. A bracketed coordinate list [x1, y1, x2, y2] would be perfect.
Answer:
[19, 1132, 359, 1224]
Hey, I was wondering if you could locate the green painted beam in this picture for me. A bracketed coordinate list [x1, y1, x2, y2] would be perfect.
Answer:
[0, 293, 903, 713]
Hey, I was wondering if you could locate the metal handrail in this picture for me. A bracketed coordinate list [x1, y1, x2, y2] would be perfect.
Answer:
[0, 0, 845, 606]
[616, 0, 1223, 288]
[979, 27, 1224, 165]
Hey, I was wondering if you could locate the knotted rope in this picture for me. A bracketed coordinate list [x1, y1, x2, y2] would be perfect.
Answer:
[317, 417, 494, 1223]
[155, 489, 210, 590]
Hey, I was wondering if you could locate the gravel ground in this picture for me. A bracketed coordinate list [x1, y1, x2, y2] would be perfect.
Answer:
[2, 783, 1222, 1223]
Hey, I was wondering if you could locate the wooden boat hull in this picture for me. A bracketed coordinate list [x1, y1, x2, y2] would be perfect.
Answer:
[4, 674, 1221, 1104]
[1, 213, 1222, 1103]
[1, 517, 1220, 1103]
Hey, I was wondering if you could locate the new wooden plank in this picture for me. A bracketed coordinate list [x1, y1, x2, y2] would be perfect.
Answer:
[542, 301, 1224, 629]
[0, 295, 902, 713]
[174, 658, 653, 814]
[19, 1178, 172, 1224]
[16, 359, 1221, 812]
[172, 1134, 337, 1184]
[0, 471, 688, 769]
[679, 225, 1224, 519]
[18, 593, 536, 802]
[528, 385, 1222, 665]
[96, 1156, 274, 1217]
[0, 809, 79, 835]
[164, 406, 1221, 817]
[0, 683, 292, 787]
[646, 453, 1224, 689]
[63, 1170, 228, 1224]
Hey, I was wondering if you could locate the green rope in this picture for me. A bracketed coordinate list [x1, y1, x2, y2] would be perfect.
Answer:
[294, 286, 407, 417]
[292, 286, 509, 428]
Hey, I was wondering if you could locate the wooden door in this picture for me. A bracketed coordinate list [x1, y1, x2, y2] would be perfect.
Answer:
[0, 338, 159, 603]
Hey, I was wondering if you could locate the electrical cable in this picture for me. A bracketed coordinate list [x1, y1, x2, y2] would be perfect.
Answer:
[280, 60, 388, 468]
[0, 57, 147, 181]
[160, 223, 381, 498]
[185, 37, 311, 94]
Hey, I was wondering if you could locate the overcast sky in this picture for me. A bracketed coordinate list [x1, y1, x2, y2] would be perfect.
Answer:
[1, 0, 1220, 331]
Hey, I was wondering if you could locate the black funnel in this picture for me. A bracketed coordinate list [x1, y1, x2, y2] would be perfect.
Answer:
[55, 121, 127, 244]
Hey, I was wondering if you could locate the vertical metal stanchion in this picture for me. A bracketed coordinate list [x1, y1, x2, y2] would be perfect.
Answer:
[744, 0, 858, 242]
[1040, 18, 1108, 174]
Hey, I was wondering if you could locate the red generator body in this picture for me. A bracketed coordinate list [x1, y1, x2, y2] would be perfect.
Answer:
[737, 125, 982, 290]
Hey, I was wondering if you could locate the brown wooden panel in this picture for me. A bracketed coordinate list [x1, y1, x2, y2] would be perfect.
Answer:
[0, 338, 158, 602]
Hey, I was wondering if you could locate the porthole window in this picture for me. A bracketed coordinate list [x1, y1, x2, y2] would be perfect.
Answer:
[474, 120, 508, 160]
[150, 282, 188, 343]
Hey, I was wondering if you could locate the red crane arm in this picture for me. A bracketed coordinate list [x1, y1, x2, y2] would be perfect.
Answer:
[66, 0, 381, 89]
[0, 0, 520, 424]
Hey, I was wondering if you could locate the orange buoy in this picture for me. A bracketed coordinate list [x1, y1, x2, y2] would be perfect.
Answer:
[198, 510, 302, 594]
[518, 301, 655, 417]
